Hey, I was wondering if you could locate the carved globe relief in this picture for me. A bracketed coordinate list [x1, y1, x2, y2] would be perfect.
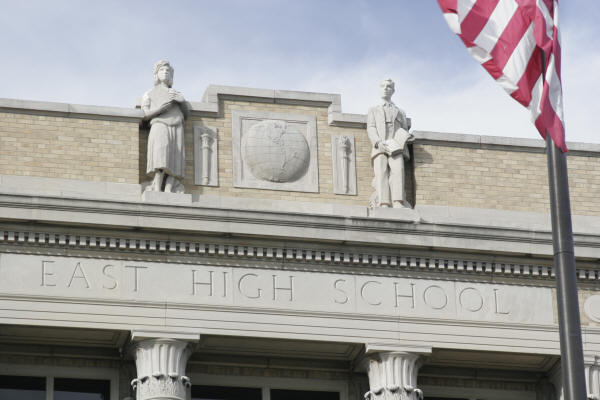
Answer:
[242, 120, 310, 183]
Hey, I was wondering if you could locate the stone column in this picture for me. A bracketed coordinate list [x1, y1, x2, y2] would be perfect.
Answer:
[586, 356, 600, 400]
[129, 337, 195, 400]
[365, 351, 423, 400]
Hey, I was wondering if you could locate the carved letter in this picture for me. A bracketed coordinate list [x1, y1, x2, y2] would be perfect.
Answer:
[361, 281, 382, 306]
[238, 273, 262, 299]
[394, 282, 415, 308]
[494, 288, 510, 315]
[423, 285, 448, 310]
[41, 260, 56, 287]
[192, 270, 214, 296]
[458, 287, 483, 312]
[333, 279, 349, 304]
[125, 265, 147, 292]
[102, 264, 118, 290]
[222, 271, 228, 298]
[68, 262, 90, 288]
[272, 275, 294, 301]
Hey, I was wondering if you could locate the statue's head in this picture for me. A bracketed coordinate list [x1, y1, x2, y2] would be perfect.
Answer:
[380, 78, 395, 101]
[153, 60, 174, 87]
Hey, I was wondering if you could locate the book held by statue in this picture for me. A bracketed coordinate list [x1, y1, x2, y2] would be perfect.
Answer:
[382, 139, 403, 157]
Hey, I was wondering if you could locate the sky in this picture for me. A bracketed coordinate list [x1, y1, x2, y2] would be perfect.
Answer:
[1, 0, 598, 144]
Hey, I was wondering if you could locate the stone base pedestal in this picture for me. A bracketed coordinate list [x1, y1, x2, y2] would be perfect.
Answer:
[142, 191, 192, 205]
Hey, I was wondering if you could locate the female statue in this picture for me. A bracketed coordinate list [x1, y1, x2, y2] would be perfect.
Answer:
[142, 60, 190, 192]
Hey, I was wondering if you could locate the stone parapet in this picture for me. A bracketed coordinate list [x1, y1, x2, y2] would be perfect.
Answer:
[3, 85, 600, 214]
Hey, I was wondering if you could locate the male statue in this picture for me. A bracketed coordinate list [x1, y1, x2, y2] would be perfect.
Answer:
[367, 78, 414, 208]
[142, 60, 190, 193]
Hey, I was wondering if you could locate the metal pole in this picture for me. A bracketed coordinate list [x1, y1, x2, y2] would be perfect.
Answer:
[545, 134, 587, 400]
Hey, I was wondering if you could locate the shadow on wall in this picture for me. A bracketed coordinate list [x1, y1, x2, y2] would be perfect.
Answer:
[139, 127, 149, 186]
[408, 144, 434, 208]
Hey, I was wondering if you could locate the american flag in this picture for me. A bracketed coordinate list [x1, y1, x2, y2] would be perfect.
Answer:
[438, 0, 566, 151]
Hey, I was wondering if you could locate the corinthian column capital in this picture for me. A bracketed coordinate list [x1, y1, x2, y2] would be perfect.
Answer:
[365, 351, 424, 400]
[129, 334, 197, 400]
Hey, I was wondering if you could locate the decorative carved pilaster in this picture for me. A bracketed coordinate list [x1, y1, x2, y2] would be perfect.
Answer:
[338, 136, 351, 193]
[193, 125, 218, 187]
[365, 352, 423, 400]
[331, 134, 357, 195]
[130, 339, 193, 400]
[586, 357, 600, 400]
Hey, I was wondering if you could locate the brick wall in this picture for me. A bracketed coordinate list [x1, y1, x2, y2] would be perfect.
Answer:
[413, 143, 600, 216]
[0, 111, 139, 183]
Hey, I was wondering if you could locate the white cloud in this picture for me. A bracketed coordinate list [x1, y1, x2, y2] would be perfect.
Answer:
[285, 26, 600, 145]
[1, 1, 597, 145]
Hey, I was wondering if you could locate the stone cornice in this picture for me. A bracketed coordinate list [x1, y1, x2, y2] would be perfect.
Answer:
[198, 84, 365, 127]
[2, 191, 600, 258]
[0, 215, 598, 285]
[414, 130, 600, 156]
[0, 97, 143, 122]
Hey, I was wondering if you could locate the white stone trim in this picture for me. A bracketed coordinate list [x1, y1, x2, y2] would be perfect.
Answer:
[0, 97, 143, 121]
[131, 330, 201, 342]
[0, 228, 598, 283]
[414, 130, 600, 154]
[3, 187, 600, 258]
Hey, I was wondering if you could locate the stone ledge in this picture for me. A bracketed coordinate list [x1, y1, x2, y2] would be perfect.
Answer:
[1, 189, 600, 258]
[0, 174, 141, 202]
[142, 191, 192, 205]
[199, 84, 365, 128]
[1, 174, 600, 243]
[3, 87, 599, 153]
[0, 97, 144, 121]
[414, 130, 600, 155]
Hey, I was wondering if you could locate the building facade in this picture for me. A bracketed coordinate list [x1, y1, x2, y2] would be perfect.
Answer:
[0, 85, 599, 400]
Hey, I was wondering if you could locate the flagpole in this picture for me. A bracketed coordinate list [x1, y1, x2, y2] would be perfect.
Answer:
[545, 134, 587, 400]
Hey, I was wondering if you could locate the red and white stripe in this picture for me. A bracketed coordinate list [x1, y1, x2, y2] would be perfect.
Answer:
[438, 0, 566, 151]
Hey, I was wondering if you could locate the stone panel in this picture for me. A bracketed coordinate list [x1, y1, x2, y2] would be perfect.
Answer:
[231, 110, 318, 192]
[0, 253, 555, 326]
